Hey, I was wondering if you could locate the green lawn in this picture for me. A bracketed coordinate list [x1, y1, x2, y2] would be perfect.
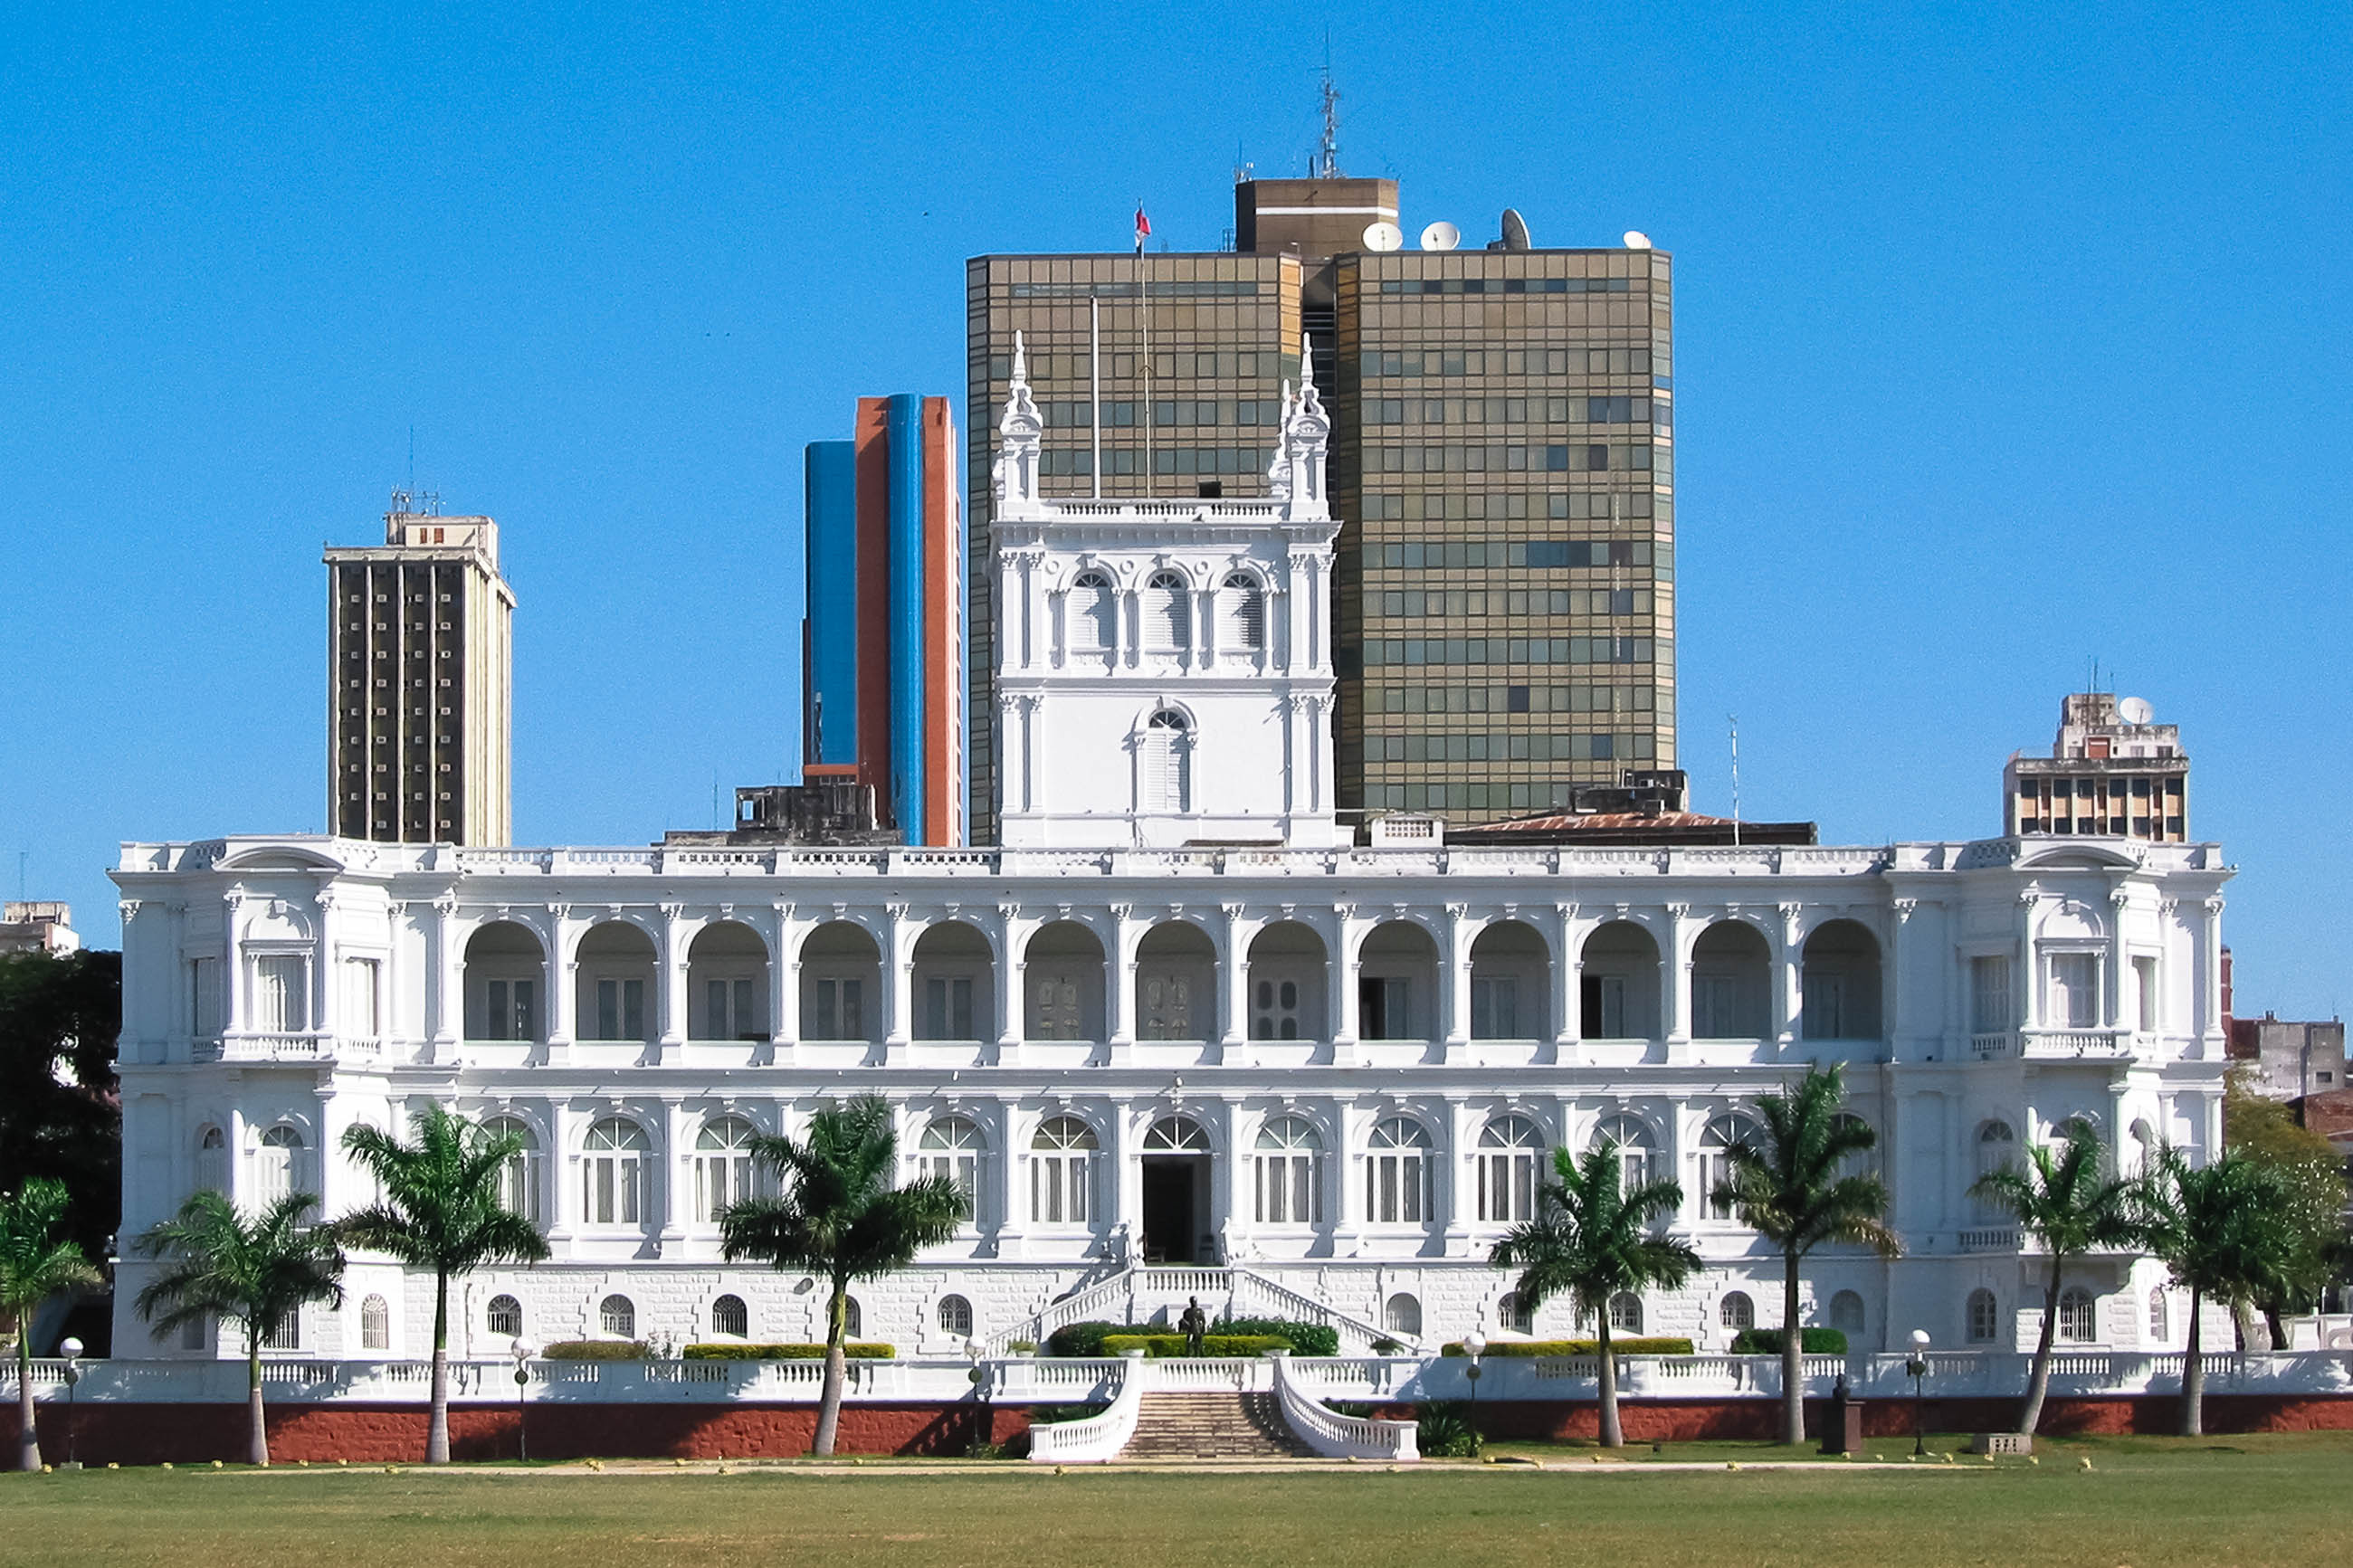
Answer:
[6, 1432, 2349, 1567]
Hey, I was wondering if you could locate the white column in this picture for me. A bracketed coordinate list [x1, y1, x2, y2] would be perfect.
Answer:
[997, 906, 1026, 1056]
[1333, 909, 1362, 1065]
[224, 898, 249, 1035]
[2197, 898, 2225, 1057]
[1662, 906, 1691, 1058]
[660, 907, 690, 1054]
[1220, 906, 1249, 1049]
[770, 904, 795, 1062]
[1108, 904, 1137, 1054]
[1777, 906, 1805, 1050]
[1443, 907, 1473, 1058]
[548, 910, 578, 1064]
[660, 1098, 689, 1248]
[433, 900, 462, 1056]
[1554, 905, 1580, 1060]
[2105, 891, 2129, 1032]
[885, 905, 915, 1059]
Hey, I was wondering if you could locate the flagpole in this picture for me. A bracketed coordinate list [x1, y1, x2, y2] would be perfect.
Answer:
[1090, 293, 1101, 499]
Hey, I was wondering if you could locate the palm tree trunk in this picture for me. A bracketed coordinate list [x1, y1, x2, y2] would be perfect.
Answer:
[1780, 1249, 1805, 1446]
[2179, 1285, 2204, 1438]
[15, 1329, 40, 1471]
[427, 1269, 451, 1464]
[248, 1332, 270, 1467]
[812, 1281, 848, 1458]
[2020, 1258, 2062, 1435]
[1596, 1315, 1622, 1449]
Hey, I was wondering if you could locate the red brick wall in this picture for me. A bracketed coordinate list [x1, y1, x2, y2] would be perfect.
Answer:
[12, 1393, 2353, 1465]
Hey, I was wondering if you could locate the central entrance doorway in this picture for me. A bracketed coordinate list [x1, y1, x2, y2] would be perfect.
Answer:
[1139, 1115, 1214, 1265]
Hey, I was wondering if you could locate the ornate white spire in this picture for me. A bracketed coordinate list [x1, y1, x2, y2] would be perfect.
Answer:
[992, 330, 1044, 515]
[1268, 334, 1329, 517]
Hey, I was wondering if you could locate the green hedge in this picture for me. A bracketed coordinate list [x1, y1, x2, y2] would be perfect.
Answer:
[1100, 1334, 1294, 1358]
[1045, 1321, 1121, 1358]
[1213, 1317, 1340, 1358]
[1730, 1327, 1848, 1355]
[681, 1342, 896, 1361]
[541, 1340, 651, 1362]
[1438, 1337, 1695, 1357]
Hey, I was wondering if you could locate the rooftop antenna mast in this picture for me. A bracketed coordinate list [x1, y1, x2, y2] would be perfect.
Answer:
[1314, 56, 1341, 178]
[1729, 715, 1742, 849]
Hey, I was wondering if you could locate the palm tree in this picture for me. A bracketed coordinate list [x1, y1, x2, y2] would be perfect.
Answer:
[720, 1097, 963, 1456]
[2138, 1146, 2298, 1436]
[1968, 1122, 2141, 1434]
[337, 1106, 550, 1464]
[2, 1177, 102, 1471]
[1713, 1062, 1900, 1446]
[132, 1190, 345, 1466]
[1491, 1144, 1699, 1448]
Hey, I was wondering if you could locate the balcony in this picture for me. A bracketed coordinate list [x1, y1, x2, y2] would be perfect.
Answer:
[2022, 1028, 2133, 1060]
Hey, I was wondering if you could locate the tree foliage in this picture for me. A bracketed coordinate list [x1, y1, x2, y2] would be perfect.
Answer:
[0, 951, 120, 1263]
[720, 1097, 963, 1456]
[2223, 1070, 2349, 1317]
[1490, 1143, 1698, 1447]
[2, 1176, 103, 1469]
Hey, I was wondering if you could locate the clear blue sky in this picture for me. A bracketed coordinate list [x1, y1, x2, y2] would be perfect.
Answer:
[2, 4, 2347, 1015]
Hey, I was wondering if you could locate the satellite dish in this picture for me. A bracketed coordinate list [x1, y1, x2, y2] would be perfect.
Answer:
[1361, 221, 1404, 252]
[1500, 208, 1532, 251]
[2119, 696, 2153, 725]
[1623, 230, 1653, 250]
[1418, 220, 1461, 252]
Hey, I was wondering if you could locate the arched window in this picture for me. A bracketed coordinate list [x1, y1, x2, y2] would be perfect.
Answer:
[2057, 1287, 2097, 1343]
[1608, 1292, 1643, 1335]
[1973, 1121, 2017, 1221]
[1030, 1116, 1097, 1225]
[262, 1312, 300, 1352]
[255, 1126, 306, 1207]
[710, 1294, 749, 1339]
[1143, 1116, 1211, 1153]
[486, 1294, 522, 1341]
[1143, 709, 1191, 813]
[1385, 1292, 1423, 1336]
[1590, 1113, 1656, 1193]
[599, 1294, 635, 1340]
[919, 1116, 985, 1221]
[1498, 1291, 1534, 1335]
[1828, 1289, 1866, 1337]
[583, 1118, 650, 1226]
[694, 1117, 760, 1223]
[481, 1116, 542, 1224]
[195, 1125, 228, 1194]
[1143, 569, 1190, 651]
[1476, 1115, 1545, 1224]
[1366, 1117, 1432, 1225]
[1720, 1291, 1755, 1332]
[1966, 1288, 1999, 1345]
[937, 1294, 974, 1338]
[360, 1294, 390, 1352]
[1220, 572, 1264, 652]
[1070, 569, 1116, 651]
[843, 1296, 863, 1340]
[2148, 1286, 2169, 1343]
[1696, 1113, 1760, 1221]
[1253, 1116, 1323, 1225]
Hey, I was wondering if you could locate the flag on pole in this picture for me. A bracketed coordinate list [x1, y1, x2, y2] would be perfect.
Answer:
[1134, 205, 1151, 252]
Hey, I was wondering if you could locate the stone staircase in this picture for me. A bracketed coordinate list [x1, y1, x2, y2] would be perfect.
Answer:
[1119, 1392, 1318, 1460]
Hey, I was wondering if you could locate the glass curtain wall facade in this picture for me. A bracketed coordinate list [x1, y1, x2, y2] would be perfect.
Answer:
[1332, 247, 1677, 818]
[964, 252, 1303, 844]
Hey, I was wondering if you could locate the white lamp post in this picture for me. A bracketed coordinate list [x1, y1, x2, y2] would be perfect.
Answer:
[57, 1337, 84, 1469]
[510, 1337, 538, 1463]
[1906, 1328, 1932, 1456]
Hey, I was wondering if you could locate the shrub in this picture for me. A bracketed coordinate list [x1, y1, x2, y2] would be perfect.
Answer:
[1369, 1336, 1405, 1355]
[541, 1340, 652, 1362]
[1025, 1403, 1109, 1425]
[1100, 1333, 1293, 1358]
[1045, 1321, 1121, 1358]
[1437, 1336, 1695, 1357]
[1005, 1340, 1037, 1354]
[1729, 1327, 1848, 1355]
[681, 1342, 896, 1361]
[1213, 1317, 1341, 1357]
[1415, 1402, 1484, 1459]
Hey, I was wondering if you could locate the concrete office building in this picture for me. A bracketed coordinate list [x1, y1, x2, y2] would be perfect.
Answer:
[967, 166, 1673, 841]
[804, 396, 966, 846]
[2005, 692, 2190, 843]
[324, 500, 515, 847]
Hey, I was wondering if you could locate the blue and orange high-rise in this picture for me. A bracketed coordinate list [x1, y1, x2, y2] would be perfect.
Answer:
[803, 395, 964, 846]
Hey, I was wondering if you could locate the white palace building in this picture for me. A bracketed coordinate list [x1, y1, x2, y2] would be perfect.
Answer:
[109, 347, 2235, 1368]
